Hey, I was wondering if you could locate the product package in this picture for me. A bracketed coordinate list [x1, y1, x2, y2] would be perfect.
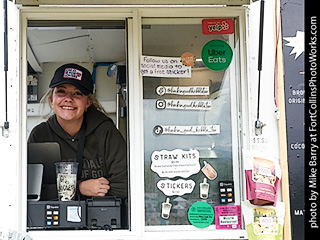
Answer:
[243, 150, 282, 206]
[242, 201, 285, 240]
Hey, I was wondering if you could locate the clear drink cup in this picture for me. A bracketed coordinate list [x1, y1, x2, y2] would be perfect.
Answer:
[54, 162, 78, 201]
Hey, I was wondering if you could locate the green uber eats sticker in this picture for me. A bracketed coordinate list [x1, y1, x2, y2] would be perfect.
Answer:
[201, 39, 233, 71]
[188, 201, 214, 228]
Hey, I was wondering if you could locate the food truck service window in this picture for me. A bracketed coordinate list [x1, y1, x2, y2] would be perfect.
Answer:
[26, 19, 130, 231]
[141, 18, 243, 230]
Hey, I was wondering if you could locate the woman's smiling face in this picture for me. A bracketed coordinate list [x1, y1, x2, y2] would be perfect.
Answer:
[51, 84, 92, 124]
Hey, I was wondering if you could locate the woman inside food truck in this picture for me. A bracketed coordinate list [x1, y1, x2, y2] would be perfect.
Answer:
[28, 63, 128, 201]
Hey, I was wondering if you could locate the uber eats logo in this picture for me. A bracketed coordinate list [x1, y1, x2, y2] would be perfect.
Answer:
[201, 39, 233, 71]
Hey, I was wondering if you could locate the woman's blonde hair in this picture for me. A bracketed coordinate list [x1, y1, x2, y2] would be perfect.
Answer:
[39, 88, 108, 118]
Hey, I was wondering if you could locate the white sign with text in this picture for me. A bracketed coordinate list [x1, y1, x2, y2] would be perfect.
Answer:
[156, 99, 212, 110]
[153, 125, 221, 135]
[157, 179, 196, 196]
[156, 86, 210, 96]
[140, 55, 191, 78]
[151, 149, 200, 178]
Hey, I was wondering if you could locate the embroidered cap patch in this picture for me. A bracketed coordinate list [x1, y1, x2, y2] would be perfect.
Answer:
[63, 68, 83, 81]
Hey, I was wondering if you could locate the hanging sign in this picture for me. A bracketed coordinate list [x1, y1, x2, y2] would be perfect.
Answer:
[156, 86, 210, 96]
[156, 99, 211, 110]
[140, 55, 191, 78]
[157, 179, 196, 196]
[151, 149, 200, 178]
[188, 202, 214, 228]
[201, 39, 233, 71]
[153, 125, 220, 135]
[202, 18, 234, 35]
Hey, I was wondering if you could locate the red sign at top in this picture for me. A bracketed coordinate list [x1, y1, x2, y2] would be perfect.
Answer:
[202, 18, 234, 35]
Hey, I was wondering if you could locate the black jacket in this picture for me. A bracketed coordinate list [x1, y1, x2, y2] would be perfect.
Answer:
[28, 105, 128, 200]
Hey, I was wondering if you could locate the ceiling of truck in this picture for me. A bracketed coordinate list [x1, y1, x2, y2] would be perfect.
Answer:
[28, 28, 126, 64]
[27, 21, 127, 72]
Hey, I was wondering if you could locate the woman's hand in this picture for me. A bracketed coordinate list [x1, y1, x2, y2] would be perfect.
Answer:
[79, 177, 110, 197]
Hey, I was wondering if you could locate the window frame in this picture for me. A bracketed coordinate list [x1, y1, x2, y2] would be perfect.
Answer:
[140, 17, 243, 231]
[20, 6, 250, 240]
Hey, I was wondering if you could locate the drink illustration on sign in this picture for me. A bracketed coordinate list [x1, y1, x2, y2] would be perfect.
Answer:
[161, 198, 172, 219]
[200, 178, 210, 199]
[201, 161, 217, 180]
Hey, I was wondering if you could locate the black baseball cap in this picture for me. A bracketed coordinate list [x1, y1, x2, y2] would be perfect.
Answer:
[49, 63, 93, 95]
